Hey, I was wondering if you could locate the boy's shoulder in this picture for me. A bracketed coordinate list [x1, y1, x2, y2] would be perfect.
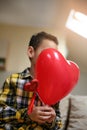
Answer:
[9, 67, 30, 79]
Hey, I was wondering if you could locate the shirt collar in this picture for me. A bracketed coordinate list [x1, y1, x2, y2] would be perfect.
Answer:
[20, 67, 33, 79]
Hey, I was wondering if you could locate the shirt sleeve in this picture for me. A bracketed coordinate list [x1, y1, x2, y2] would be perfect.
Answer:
[0, 76, 31, 124]
[53, 102, 62, 129]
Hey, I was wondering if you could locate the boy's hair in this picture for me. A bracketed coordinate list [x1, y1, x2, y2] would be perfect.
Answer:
[29, 31, 58, 50]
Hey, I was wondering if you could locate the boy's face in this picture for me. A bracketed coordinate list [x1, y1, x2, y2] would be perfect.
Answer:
[30, 39, 58, 67]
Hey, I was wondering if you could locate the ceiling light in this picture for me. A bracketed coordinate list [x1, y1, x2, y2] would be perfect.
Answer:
[66, 9, 87, 39]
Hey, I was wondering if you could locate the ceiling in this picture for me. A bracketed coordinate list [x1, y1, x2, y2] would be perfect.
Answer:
[0, 0, 87, 72]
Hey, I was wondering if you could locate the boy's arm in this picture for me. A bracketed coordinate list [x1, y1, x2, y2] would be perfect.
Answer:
[53, 102, 62, 129]
[0, 77, 32, 123]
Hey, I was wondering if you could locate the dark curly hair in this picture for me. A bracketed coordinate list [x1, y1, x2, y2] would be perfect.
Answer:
[29, 31, 58, 50]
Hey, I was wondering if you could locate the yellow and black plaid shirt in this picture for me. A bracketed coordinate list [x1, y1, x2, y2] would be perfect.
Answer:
[0, 68, 62, 130]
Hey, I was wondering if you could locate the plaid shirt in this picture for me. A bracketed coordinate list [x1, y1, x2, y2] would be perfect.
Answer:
[0, 68, 62, 130]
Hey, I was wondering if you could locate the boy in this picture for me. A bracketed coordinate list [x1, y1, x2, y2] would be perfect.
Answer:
[0, 32, 62, 130]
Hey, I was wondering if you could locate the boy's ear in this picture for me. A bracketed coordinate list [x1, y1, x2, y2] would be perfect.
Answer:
[27, 46, 34, 58]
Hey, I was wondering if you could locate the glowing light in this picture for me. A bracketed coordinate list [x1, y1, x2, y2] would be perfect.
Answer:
[66, 9, 87, 39]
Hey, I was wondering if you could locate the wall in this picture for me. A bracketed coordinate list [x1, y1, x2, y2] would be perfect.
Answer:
[0, 23, 66, 71]
[0, 24, 42, 71]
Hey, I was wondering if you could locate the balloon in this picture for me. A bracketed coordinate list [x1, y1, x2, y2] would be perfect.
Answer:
[35, 48, 80, 105]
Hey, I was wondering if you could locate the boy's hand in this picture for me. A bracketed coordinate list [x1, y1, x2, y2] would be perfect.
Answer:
[46, 107, 56, 123]
[29, 105, 56, 124]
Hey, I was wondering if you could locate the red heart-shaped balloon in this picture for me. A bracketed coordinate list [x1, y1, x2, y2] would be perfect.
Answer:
[35, 48, 80, 105]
